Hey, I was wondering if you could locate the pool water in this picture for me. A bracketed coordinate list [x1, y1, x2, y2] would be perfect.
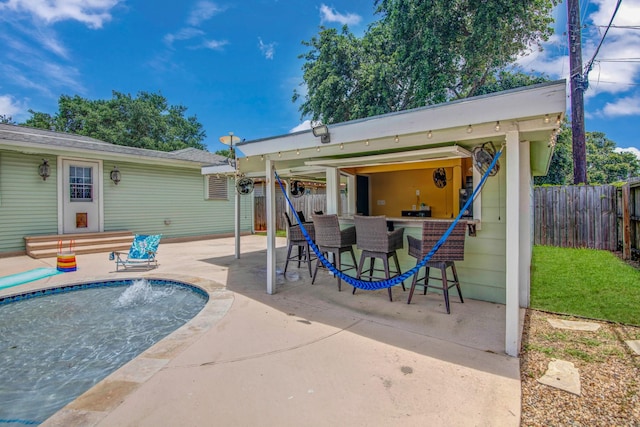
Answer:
[0, 279, 207, 426]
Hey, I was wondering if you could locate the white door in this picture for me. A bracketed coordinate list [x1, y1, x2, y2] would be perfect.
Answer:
[62, 159, 101, 233]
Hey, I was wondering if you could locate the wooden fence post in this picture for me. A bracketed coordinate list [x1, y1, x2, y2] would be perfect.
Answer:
[622, 183, 631, 260]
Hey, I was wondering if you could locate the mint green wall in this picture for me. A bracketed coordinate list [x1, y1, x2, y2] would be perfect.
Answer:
[0, 151, 253, 254]
[102, 160, 253, 237]
[0, 151, 59, 252]
[380, 169, 508, 305]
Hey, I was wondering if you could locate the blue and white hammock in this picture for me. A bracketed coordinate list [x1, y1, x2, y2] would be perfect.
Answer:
[275, 147, 503, 291]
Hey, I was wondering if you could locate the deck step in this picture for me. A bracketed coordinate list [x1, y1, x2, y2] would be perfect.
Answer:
[24, 231, 134, 259]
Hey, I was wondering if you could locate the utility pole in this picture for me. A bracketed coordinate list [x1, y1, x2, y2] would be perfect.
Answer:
[568, 0, 587, 184]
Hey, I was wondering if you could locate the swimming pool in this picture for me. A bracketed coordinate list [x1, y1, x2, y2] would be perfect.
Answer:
[0, 278, 208, 426]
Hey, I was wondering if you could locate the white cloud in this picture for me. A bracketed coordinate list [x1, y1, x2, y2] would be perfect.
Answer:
[164, 28, 205, 47]
[290, 120, 312, 133]
[319, 4, 362, 26]
[0, 0, 120, 29]
[615, 146, 640, 161]
[599, 95, 640, 117]
[187, 1, 223, 26]
[258, 38, 276, 60]
[515, 34, 567, 77]
[201, 39, 228, 50]
[0, 94, 24, 117]
[581, 0, 640, 96]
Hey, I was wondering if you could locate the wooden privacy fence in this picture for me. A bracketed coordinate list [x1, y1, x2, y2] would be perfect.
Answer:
[534, 185, 618, 250]
[617, 179, 640, 260]
[254, 194, 346, 231]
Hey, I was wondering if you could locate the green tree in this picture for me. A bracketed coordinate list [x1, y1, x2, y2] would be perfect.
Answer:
[295, 0, 558, 123]
[586, 132, 639, 184]
[534, 125, 640, 185]
[215, 149, 232, 158]
[23, 91, 207, 151]
[0, 114, 16, 124]
[534, 124, 573, 185]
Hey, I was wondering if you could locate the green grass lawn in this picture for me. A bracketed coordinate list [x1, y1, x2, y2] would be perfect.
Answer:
[531, 245, 640, 325]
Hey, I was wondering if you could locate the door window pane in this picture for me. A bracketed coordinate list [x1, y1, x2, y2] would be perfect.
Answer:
[69, 166, 93, 202]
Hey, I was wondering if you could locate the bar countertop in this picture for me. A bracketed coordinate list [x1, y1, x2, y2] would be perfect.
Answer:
[339, 215, 478, 227]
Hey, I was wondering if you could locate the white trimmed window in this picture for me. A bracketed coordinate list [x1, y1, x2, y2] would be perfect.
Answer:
[206, 176, 228, 200]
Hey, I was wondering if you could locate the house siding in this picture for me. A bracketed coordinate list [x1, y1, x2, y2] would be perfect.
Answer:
[0, 151, 59, 252]
[397, 170, 507, 304]
[102, 161, 253, 237]
[0, 151, 253, 254]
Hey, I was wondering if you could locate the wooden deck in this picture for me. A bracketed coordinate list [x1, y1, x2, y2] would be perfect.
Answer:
[24, 231, 133, 259]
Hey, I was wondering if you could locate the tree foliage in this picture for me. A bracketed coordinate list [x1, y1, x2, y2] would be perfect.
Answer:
[23, 91, 206, 151]
[0, 114, 16, 124]
[535, 124, 640, 185]
[294, 0, 558, 123]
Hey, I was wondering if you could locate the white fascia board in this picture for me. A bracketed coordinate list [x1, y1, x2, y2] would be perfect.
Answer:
[201, 164, 236, 175]
[304, 146, 471, 168]
[237, 81, 566, 158]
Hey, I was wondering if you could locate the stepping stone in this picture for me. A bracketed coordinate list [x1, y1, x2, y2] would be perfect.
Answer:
[547, 318, 600, 331]
[537, 359, 581, 395]
[626, 340, 640, 355]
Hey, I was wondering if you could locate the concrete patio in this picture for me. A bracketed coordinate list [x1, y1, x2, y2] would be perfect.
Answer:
[0, 235, 521, 426]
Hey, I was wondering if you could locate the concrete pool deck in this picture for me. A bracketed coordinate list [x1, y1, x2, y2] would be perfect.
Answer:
[0, 235, 521, 426]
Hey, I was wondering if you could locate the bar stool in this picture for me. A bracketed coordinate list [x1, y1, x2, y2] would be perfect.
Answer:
[406, 221, 467, 314]
[353, 215, 405, 301]
[283, 212, 316, 277]
[311, 214, 357, 291]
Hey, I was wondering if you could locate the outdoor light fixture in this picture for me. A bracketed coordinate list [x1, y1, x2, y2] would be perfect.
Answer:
[544, 114, 550, 124]
[427, 130, 433, 139]
[38, 159, 50, 181]
[110, 166, 121, 185]
[467, 125, 473, 133]
[394, 135, 399, 143]
[312, 124, 330, 144]
[494, 121, 501, 132]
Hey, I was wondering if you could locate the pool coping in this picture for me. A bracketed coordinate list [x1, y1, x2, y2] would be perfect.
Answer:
[33, 273, 233, 427]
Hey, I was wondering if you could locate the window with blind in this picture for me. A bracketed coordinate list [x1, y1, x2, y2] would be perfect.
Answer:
[207, 176, 228, 200]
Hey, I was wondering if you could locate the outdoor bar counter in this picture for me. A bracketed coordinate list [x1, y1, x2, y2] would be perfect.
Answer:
[337, 215, 478, 275]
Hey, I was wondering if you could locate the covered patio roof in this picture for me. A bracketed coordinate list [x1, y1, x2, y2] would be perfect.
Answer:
[234, 80, 565, 179]
[205, 80, 567, 357]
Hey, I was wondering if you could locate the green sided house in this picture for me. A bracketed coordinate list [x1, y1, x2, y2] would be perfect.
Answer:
[0, 124, 253, 257]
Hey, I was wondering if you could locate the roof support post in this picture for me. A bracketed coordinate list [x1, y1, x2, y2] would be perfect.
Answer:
[505, 131, 521, 357]
[325, 167, 340, 214]
[235, 177, 241, 259]
[519, 140, 532, 309]
[265, 159, 277, 294]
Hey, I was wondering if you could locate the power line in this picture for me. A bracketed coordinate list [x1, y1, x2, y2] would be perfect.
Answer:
[588, 24, 640, 30]
[583, 0, 623, 77]
[590, 80, 640, 86]
[596, 58, 640, 63]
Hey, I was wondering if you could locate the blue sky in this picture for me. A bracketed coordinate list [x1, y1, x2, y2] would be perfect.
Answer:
[0, 0, 639, 159]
